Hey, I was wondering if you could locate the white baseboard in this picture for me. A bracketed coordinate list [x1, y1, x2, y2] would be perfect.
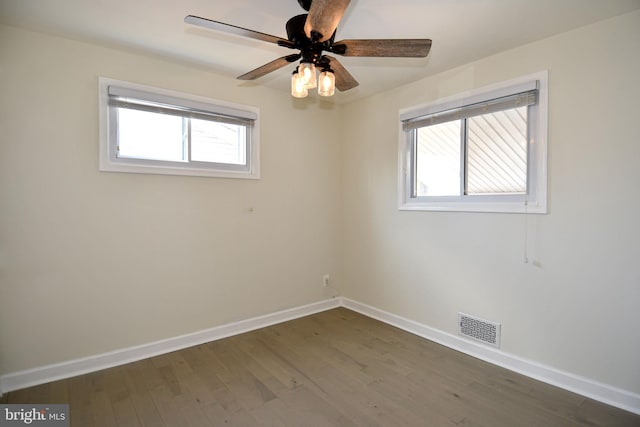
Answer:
[2, 296, 638, 416]
[0, 298, 340, 395]
[341, 297, 640, 416]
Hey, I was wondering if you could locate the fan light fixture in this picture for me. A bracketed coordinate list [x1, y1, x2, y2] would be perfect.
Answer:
[291, 62, 335, 98]
[186, 0, 432, 101]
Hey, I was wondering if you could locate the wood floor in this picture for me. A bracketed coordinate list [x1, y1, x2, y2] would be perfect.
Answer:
[3, 308, 639, 426]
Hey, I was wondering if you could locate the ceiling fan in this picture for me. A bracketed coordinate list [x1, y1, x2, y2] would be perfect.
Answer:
[185, 0, 432, 98]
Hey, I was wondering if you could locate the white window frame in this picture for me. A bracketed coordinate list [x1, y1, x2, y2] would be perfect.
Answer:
[98, 77, 260, 179]
[398, 71, 548, 214]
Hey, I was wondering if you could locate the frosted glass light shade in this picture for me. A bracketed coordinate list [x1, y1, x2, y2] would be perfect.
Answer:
[318, 71, 335, 97]
[291, 72, 308, 98]
[299, 62, 316, 87]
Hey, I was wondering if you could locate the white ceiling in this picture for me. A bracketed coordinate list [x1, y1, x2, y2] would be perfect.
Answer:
[1, 0, 639, 103]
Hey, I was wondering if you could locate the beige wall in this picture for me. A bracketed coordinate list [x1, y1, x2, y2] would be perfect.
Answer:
[0, 25, 343, 375]
[341, 10, 640, 394]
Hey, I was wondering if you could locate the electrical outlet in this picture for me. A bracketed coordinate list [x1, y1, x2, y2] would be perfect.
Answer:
[323, 274, 330, 287]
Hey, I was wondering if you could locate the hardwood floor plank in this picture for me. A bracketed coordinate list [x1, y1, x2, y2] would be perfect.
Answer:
[167, 352, 221, 407]
[47, 379, 70, 404]
[212, 345, 277, 410]
[252, 328, 331, 395]
[366, 372, 460, 426]
[90, 389, 118, 427]
[479, 375, 590, 425]
[277, 384, 358, 427]
[6, 388, 29, 404]
[26, 382, 50, 403]
[66, 375, 95, 427]
[104, 369, 140, 427]
[577, 399, 640, 427]
[4, 308, 639, 426]
[248, 398, 291, 427]
[295, 363, 389, 426]
[122, 364, 166, 426]
[467, 380, 581, 427]
[237, 333, 311, 391]
[146, 383, 192, 426]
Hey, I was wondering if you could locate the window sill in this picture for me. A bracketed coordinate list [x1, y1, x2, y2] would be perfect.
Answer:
[98, 157, 260, 179]
[398, 196, 547, 214]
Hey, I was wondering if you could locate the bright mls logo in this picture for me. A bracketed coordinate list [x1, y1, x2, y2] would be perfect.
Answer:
[0, 405, 69, 426]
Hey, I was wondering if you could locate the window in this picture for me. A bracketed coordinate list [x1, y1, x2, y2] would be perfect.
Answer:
[398, 71, 547, 213]
[99, 77, 259, 179]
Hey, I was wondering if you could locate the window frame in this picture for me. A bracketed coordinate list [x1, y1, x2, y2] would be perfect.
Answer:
[398, 71, 548, 213]
[98, 77, 260, 179]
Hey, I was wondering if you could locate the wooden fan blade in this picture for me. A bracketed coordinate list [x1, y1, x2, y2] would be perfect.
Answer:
[237, 54, 301, 80]
[304, 0, 351, 42]
[185, 15, 293, 47]
[325, 55, 359, 91]
[332, 39, 432, 57]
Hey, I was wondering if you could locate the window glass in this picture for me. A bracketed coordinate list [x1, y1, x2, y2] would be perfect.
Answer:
[467, 107, 527, 195]
[191, 119, 246, 165]
[415, 121, 461, 197]
[117, 109, 186, 162]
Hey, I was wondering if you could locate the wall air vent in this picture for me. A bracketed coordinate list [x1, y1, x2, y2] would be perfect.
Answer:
[458, 313, 501, 348]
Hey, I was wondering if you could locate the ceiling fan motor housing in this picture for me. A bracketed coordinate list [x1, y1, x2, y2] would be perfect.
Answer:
[286, 14, 309, 44]
[286, 14, 337, 66]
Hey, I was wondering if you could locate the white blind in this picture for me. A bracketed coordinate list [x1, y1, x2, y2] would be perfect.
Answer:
[108, 86, 257, 127]
[401, 80, 539, 131]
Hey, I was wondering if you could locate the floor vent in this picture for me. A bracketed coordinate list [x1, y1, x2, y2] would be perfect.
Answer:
[458, 313, 501, 348]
